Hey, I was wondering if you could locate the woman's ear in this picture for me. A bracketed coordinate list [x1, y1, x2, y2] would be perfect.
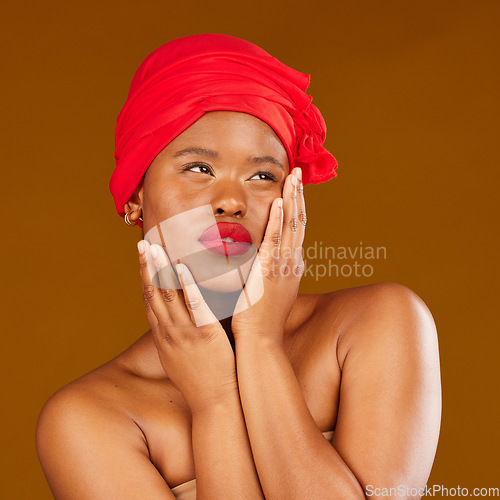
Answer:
[123, 178, 144, 220]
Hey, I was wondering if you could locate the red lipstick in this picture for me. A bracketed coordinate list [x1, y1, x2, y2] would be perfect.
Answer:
[198, 222, 252, 256]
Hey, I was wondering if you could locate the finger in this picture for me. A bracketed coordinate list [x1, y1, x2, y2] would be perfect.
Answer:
[176, 263, 220, 328]
[148, 243, 172, 289]
[137, 240, 171, 329]
[148, 243, 191, 325]
[234, 256, 265, 313]
[294, 167, 307, 250]
[141, 239, 159, 285]
[280, 167, 304, 262]
[256, 197, 283, 276]
[294, 168, 307, 278]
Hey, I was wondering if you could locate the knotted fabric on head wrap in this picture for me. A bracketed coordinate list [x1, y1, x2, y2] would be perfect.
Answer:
[110, 33, 338, 225]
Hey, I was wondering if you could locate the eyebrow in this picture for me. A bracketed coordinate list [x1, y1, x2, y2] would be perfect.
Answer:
[173, 147, 218, 159]
[173, 147, 284, 170]
[252, 155, 284, 170]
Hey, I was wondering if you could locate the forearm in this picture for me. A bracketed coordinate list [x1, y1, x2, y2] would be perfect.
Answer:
[235, 336, 365, 499]
[191, 387, 264, 500]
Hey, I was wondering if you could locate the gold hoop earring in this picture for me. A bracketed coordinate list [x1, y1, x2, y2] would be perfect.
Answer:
[124, 212, 136, 226]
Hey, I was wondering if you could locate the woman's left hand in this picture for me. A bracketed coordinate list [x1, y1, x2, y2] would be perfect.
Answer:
[232, 167, 306, 344]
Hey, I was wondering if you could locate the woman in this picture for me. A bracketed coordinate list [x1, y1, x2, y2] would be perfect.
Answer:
[36, 34, 441, 499]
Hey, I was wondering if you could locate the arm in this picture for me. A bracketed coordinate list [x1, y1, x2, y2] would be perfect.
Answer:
[235, 283, 441, 500]
[235, 335, 364, 499]
[333, 283, 441, 497]
[190, 389, 264, 500]
[138, 241, 264, 499]
[36, 363, 262, 500]
[231, 167, 362, 498]
[36, 385, 176, 500]
[231, 169, 440, 498]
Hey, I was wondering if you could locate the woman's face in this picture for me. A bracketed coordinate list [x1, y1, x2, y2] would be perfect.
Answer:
[139, 111, 290, 293]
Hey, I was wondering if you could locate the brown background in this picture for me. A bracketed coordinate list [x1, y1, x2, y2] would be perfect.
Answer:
[1, 0, 498, 497]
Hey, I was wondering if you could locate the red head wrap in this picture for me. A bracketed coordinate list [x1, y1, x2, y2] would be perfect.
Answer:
[110, 34, 338, 224]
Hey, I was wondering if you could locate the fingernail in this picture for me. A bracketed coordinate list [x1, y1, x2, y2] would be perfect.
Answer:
[175, 263, 183, 276]
[150, 245, 158, 259]
[276, 198, 283, 218]
[137, 241, 145, 255]
[295, 167, 302, 181]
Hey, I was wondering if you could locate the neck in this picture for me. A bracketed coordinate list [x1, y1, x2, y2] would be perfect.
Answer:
[219, 316, 235, 353]
[198, 285, 241, 353]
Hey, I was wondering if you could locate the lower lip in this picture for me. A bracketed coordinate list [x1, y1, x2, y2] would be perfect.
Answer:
[199, 240, 251, 256]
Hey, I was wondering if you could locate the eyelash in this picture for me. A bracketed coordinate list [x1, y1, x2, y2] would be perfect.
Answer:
[181, 163, 211, 175]
[181, 163, 277, 182]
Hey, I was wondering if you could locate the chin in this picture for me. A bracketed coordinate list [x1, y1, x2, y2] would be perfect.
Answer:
[197, 270, 246, 293]
[194, 255, 264, 321]
[197, 254, 254, 292]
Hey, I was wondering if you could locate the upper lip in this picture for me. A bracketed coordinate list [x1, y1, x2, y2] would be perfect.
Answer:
[199, 222, 252, 244]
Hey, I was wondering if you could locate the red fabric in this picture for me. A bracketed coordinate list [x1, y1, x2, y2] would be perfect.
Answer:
[110, 34, 338, 224]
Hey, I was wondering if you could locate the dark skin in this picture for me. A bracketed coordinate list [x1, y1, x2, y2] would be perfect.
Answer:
[36, 111, 441, 499]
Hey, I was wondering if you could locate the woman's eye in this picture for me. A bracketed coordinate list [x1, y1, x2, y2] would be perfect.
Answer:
[250, 171, 277, 182]
[183, 164, 211, 174]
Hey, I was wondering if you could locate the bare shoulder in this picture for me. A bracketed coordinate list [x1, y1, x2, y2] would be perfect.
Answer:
[37, 361, 136, 433]
[36, 332, 167, 440]
[314, 281, 434, 317]
[310, 282, 438, 364]
[310, 282, 441, 490]
[36, 362, 145, 469]
[36, 356, 175, 498]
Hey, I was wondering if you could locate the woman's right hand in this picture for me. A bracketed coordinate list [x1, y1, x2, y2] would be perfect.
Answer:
[137, 239, 238, 414]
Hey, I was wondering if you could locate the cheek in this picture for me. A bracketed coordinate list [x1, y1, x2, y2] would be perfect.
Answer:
[256, 183, 285, 238]
[252, 199, 276, 241]
[145, 184, 191, 220]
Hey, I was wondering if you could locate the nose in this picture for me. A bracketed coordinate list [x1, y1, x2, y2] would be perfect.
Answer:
[211, 180, 247, 217]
